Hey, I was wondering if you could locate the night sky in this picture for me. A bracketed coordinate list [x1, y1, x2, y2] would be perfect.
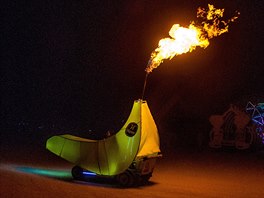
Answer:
[1, 0, 263, 150]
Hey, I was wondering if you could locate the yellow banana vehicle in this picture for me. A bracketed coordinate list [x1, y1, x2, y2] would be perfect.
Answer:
[46, 100, 161, 187]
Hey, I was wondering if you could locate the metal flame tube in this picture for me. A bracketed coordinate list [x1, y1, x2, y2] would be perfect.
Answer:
[141, 72, 149, 100]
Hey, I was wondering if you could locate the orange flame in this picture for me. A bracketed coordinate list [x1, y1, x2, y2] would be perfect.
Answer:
[146, 4, 239, 73]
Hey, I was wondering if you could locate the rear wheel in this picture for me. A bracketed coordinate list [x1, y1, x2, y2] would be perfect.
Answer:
[116, 170, 135, 187]
[136, 173, 152, 185]
[141, 173, 152, 183]
[71, 166, 85, 181]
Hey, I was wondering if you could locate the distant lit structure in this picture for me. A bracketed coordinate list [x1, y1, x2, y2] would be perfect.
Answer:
[209, 104, 254, 150]
[246, 102, 264, 144]
[209, 101, 264, 150]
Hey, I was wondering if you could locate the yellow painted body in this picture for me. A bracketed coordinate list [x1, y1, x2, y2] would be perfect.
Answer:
[46, 100, 160, 176]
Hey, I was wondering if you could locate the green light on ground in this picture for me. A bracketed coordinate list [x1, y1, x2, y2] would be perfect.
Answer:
[16, 166, 72, 179]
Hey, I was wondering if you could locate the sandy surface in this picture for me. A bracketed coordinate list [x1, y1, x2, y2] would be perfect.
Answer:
[1, 148, 264, 198]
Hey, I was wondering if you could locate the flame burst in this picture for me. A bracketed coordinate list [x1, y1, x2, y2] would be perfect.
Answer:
[146, 4, 239, 73]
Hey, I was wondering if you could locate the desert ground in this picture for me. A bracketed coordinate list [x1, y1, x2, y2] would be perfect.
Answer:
[1, 146, 263, 198]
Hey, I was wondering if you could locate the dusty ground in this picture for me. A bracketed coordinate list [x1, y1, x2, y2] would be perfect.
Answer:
[1, 148, 264, 198]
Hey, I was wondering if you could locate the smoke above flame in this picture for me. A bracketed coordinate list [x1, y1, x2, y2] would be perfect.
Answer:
[145, 4, 240, 73]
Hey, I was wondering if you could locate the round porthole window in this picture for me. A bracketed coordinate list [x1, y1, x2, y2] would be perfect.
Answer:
[125, 122, 138, 137]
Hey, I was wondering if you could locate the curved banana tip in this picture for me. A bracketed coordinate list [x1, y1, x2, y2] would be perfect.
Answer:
[46, 136, 64, 156]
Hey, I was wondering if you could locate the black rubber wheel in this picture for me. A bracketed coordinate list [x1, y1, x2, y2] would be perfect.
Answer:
[116, 170, 135, 187]
[71, 166, 85, 181]
[140, 173, 152, 184]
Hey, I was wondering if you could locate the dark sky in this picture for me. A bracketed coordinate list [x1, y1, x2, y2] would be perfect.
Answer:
[1, 0, 263, 147]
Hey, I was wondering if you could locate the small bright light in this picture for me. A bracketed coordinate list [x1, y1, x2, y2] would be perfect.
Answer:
[82, 171, 97, 176]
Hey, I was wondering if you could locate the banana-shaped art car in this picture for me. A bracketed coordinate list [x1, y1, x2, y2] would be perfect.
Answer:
[46, 100, 161, 187]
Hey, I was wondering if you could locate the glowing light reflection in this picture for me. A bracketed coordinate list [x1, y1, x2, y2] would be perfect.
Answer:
[16, 166, 72, 179]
